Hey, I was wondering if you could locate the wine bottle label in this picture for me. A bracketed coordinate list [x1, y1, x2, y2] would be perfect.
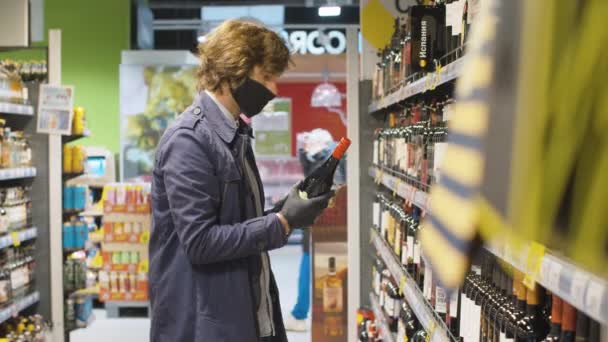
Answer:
[474, 304, 482, 342]
[449, 290, 459, 318]
[434, 142, 448, 183]
[435, 286, 447, 314]
[323, 285, 343, 312]
[397, 321, 406, 342]
[393, 299, 402, 318]
[413, 241, 421, 265]
[394, 226, 402, 256]
[423, 270, 433, 300]
[373, 202, 380, 228]
[385, 296, 394, 315]
[402, 239, 409, 265]
[407, 236, 415, 260]
[381, 210, 390, 238]
[373, 141, 379, 165]
[450, 0, 465, 35]
[460, 294, 468, 341]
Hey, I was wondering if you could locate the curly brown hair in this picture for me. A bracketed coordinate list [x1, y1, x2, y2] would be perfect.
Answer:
[197, 19, 292, 92]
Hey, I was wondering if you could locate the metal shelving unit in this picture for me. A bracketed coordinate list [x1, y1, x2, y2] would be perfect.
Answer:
[369, 292, 396, 342]
[0, 291, 40, 325]
[370, 228, 456, 342]
[370, 165, 608, 326]
[368, 58, 464, 114]
[0, 102, 35, 116]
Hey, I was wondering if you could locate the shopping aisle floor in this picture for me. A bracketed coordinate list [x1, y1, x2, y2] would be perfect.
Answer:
[71, 245, 310, 342]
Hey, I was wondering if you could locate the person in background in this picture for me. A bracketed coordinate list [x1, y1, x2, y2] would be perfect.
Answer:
[149, 20, 333, 342]
[285, 129, 346, 332]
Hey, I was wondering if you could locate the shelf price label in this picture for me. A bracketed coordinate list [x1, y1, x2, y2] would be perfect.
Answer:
[584, 280, 604, 320]
[139, 230, 150, 245]
[571, 271, 590, 307]
[523, 242, 545, 289]
[11, 232, 20, 247]
[399, 275, 407, 296]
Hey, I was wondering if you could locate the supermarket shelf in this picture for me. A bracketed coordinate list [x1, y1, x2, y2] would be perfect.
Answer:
[370, 168, 608, 326]
[370, 228, 455, 342]
[486, 240, 608, 326]
[0, 167, 37, 181]
[0, 291, 40, 324]
[369, 167, 429, 211]
[0, 227, 37, 250]
[368, 58, 464, 114]
[0, 102, 35, 116]
[369, 292, 396, 342]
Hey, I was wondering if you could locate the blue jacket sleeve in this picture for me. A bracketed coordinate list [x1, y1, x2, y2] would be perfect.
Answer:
[159, 128, 287, 265]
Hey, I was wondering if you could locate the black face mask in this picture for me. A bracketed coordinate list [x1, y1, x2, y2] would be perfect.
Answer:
[231, 78, 276, 118]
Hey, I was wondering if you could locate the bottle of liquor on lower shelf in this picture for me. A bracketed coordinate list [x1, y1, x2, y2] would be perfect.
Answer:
[518, 285, 550, 341]
[560, 301, 577, 342]
[542, 295, 562, 342]
[397, 301, 419, 342]
[411, 327, 428, 342]
[385, 276, 402, 333]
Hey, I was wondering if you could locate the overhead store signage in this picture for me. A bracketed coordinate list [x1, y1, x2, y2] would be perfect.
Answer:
[280, 30, 346, 55]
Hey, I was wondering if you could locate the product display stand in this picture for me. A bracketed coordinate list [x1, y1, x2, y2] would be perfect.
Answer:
[98, 185, 151, 318]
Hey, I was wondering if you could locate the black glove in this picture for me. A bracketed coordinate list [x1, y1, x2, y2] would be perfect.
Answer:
[279, 183, 333, 230]
[266, 195, 287, 214]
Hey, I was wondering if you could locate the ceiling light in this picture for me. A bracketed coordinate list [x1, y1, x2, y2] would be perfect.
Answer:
[318, 6, 341, 17]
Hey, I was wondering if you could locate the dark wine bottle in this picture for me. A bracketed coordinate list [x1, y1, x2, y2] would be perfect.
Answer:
[542, 295, 562, 342]
[520, 286, 550, 341]
[299, 137, 351, 198]
[560, 301, 577, 342]
[574, 312, 589, 342]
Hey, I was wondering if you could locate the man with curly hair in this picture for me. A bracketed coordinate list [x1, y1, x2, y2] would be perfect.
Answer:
[149, 19, 333, 341]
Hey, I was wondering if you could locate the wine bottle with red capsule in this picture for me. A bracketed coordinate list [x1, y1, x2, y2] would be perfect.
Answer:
[299, 137, 351, 198]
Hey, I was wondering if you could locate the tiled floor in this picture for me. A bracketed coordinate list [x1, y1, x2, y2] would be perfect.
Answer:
[71, 245, 310, 342]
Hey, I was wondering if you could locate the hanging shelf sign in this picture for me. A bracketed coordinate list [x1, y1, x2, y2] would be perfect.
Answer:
[37, 84, 74, 135]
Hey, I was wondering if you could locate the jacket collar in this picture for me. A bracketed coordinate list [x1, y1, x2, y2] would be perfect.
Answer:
[195, 91, 238, 143]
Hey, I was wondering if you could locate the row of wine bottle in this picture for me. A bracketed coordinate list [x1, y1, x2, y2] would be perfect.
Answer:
[372, 97, 451, 189]
[369, 232, 603, 342]
[373, 0, 476, 100]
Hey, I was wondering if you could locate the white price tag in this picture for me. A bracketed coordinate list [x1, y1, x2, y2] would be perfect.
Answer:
[584, 281, 604, 319]
[547, 261, 562, 291]
[571, 271, 590, 305]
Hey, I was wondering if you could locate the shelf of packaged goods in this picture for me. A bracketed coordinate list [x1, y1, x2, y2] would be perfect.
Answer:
[368, 58, 464, 114]
[369, 167, 429, 211]
[369, 292, 396, 342]
[0, 102, 35, 116]
[485, 239, 608, 326]
[0, 291, 40, 325]
[0, 167, 37, 181]
[370, 228, 455, 342]
[0, 227, 37, 250]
